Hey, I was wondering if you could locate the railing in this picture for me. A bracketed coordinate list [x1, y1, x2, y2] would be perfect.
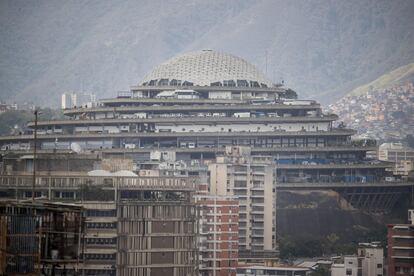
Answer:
[275, 162, 393, 169]
[116, 91, 132, 98]
[26, 114, 339, 128]
[278, 175, 394, 184]
[0, 175, 196, 191]
[277, 181, 413, 188]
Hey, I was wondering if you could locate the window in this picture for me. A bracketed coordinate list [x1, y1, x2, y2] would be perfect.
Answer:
[86, 209, 116, 217]
[346, 269, 352, 275]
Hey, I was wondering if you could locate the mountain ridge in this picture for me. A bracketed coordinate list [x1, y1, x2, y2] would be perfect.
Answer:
[1, 0, 413, 106]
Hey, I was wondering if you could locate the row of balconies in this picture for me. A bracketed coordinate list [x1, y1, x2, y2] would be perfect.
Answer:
[29, 113, 336, 128]
[0, 175, 196, 191]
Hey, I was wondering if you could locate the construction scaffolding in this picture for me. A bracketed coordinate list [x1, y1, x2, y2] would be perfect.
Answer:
[0, 200, 84, 276]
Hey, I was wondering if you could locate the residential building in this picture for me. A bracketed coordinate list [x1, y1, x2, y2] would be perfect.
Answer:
[209, 146, 277, 262]
[83, 202, 117, 275]
[61, 92, 97, 109]
[61, 92, 78, 109]
[387, 210, 414, 276]
[0, 153, 198, 276]
[327, 82, 414, 142]
[330, 242, 384, 276]
[331, 256, 360, 276]
[357, 242, 384, 276]
[195, 195, 239, 276]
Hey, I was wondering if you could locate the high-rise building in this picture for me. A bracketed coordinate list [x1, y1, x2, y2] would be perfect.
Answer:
[117, 189, 198, 276]
[61, 92, 97, 109]
[209, 146, 277, 262]
[83, 202, 118, 275]
[61, 92, 77, 109]
[195, 195, 239, 276]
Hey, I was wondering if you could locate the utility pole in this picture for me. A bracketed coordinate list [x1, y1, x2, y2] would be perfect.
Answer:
[32, 110, 38, 202]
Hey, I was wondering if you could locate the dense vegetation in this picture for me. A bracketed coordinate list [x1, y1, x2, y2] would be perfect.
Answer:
[279, 227, 387, 260]
[0, 108, 63, 135]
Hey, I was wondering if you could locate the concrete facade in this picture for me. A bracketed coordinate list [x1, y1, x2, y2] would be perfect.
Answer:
[358, 242, 384, 276]
[196, 195, 239, 276]
[387, 222, 414, 276]
[208, 147, 277, 261]
[331, 256, 360, 276]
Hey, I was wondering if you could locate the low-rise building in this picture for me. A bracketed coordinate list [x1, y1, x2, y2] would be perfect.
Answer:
[236, 265, 310, 276]
[331, 256, 360, 276]
[357, 242, 384, 276]
[378, 143, 414, 176]
[331, 242, 384, 276]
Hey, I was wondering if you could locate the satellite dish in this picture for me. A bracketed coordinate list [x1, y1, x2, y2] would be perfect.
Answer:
[88, 170, 112, 177]
[70, 143, 82, 154]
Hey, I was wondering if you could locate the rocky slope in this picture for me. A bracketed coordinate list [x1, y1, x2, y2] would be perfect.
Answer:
[276, 190, 408, 258]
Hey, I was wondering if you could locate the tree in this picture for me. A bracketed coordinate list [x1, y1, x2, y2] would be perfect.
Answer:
[404, 134, 414, 148]
[310, 266, 330, 276]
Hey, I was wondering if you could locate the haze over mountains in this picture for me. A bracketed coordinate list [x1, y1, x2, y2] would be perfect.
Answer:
[1, 0, 413, 106]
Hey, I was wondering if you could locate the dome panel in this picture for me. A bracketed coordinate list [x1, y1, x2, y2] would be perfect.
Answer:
[141, 50, 272, 87]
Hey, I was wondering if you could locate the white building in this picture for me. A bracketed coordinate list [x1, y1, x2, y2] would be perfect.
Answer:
[61, 92, 77, 109]
[331, 242, 384, 276]
[358, 242, 384, 276]
[378, 143, 414, 162]
[61, 92, 97, 109]
[331, 256, 359, 276]
[378, 143, 414, 176]
[208, 146, 277, 262]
